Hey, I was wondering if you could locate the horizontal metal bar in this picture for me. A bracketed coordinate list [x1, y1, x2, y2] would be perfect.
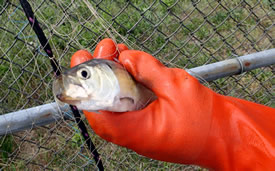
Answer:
[1, 49, 274, 136]
[0, 103, 70, 136]
[187, 48, 275, 81]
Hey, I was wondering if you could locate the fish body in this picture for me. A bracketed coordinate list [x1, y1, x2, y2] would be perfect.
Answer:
[53, 59, 155, 112]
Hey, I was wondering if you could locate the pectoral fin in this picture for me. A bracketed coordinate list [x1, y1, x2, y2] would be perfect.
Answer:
[120, 97, 135, 105]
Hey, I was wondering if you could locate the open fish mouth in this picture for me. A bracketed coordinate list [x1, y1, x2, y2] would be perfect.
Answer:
[55, 93, 78, 102]
[53, 75, 64, 97]
[53, 75, 67, 99]
[53, 75, 84, 104]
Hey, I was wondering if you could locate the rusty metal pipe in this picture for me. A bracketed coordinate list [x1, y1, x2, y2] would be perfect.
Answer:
[187, 48, 275, 81]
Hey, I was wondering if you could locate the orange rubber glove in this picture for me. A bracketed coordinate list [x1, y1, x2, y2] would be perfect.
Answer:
[71, 39, 275, 170]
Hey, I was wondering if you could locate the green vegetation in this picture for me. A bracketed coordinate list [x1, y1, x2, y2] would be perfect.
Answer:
[0, 0, 273, 170]
[0, 135, 14, 162]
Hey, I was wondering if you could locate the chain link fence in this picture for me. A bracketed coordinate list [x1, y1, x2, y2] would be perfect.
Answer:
[0, 0, 274, 170]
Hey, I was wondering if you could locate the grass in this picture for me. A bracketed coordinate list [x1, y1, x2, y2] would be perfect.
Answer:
[0, 0, 274, 170]
[0, 135, 14, 162]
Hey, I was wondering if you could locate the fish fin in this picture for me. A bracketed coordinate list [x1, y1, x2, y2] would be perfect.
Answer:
[119, 97, 135, 104]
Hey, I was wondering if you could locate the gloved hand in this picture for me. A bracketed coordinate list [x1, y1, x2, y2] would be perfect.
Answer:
[71, 38, 275, 170]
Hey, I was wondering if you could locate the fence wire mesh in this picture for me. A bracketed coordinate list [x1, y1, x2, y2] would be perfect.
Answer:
[0, 0, 274, 170]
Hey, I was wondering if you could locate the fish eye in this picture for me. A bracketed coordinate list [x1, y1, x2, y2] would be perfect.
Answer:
[78, 68, 90, 79]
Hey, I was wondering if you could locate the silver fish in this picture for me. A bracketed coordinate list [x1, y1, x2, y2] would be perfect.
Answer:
[53, 59, 156, 112]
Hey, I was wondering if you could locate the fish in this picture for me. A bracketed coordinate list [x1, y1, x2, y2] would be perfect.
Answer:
[53, 59, 156, 112]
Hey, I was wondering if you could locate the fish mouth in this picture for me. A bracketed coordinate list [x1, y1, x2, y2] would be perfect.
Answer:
[55, 93, 80, 104]
[53, 75, 83, 105]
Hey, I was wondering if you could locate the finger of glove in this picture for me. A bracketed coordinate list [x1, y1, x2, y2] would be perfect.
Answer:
[119, 50, 170, 96]
[93, 38, 119, 60]
[70, 50, 93, 68]
[118, 43, 129, 53]
[70, 39, 125, 68]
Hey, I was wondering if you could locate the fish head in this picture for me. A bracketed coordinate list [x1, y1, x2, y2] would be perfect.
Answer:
[53, 59, 120, 111]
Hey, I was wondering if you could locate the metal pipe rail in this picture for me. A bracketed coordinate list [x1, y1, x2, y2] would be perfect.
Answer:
[188, 48, 275, 81]
[1, 49, 274, 136]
